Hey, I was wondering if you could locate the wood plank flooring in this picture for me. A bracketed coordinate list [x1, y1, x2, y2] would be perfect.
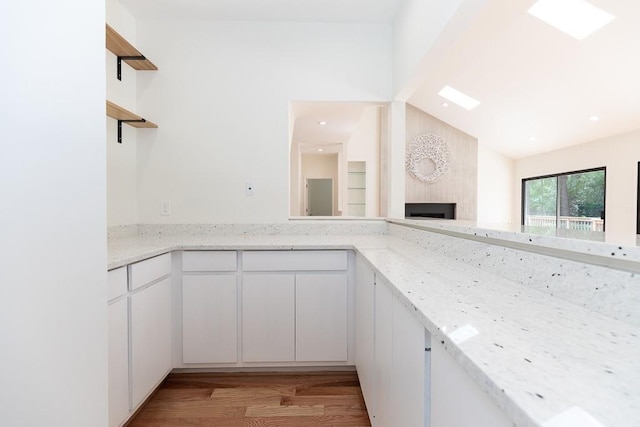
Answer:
[127, 371, 371, 426]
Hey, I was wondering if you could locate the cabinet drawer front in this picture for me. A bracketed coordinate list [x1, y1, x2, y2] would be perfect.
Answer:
[107, 267, 128, 301]
[242, 250, 347, 271]
[182, 251, 237, 272]
[130, 253, 172, 290]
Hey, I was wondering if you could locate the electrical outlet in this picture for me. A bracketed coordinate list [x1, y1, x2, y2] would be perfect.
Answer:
[245, 182, 255, 196]
[160, 200, 171, 216]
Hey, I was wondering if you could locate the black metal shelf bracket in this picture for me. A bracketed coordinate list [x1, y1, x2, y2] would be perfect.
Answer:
[116, 55, 147, 81]
[117, 119, 146, 143]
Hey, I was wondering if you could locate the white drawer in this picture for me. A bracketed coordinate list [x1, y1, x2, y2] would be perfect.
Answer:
[107, 267, 128, 301]
[182, 251, 237, 272]
[129, 253, 172, 291]
[242, 250, 348, 272]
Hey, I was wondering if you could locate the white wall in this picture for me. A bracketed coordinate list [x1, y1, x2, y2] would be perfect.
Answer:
[347, 106, 381, 217]
[392, 0, 464, 99]
[133, 19, 391, 223]
[515, 130, 640, 236]
[405, 104, 478, 220]
[477, 143, 514, 224]
[107, 0, 139, 226]
[0, 1, 108, 425]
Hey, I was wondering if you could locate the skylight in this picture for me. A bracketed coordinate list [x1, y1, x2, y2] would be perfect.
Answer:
[438, 85, 480, 110]
[527, 0, 614, 40]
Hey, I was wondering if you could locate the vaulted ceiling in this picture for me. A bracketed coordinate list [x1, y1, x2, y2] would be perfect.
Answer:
[122, 0, 640, 159]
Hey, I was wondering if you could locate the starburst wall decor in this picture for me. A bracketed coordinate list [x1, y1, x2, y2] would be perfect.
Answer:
[406, 133, 452, 183]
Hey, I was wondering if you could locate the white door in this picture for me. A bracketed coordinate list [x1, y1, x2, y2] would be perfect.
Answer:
[391, 297, 427, 427]
[296, 273, 348, 362]
[182, 275, 237, 363]
[242, 274, 295, 362]
[130, 277, 172, 409]
[108, 298, 129, 427]
[431, 343, 511, 427]
[374, 276, 393, 427]
[355, 256, 376, 419]
[306, 178, 333, 216]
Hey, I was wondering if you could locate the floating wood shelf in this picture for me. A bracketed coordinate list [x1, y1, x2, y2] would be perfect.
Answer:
[106, 100, 157, 143]
[106, 24, 157, 80]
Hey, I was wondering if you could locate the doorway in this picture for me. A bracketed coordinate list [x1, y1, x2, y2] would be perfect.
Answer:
[306, 178, 333, 216]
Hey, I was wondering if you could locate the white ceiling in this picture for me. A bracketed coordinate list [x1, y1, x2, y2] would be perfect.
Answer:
[121, 0, 640, 159]
[120, 0, 404, 22]
[291, 102, 377, 154]
[408, 0, 640, 159]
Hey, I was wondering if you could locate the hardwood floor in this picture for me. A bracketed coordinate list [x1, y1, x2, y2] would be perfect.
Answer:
[127, 371, 371, 426]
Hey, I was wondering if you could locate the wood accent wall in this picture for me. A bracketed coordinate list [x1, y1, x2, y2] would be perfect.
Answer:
[405, 104, 478, 220]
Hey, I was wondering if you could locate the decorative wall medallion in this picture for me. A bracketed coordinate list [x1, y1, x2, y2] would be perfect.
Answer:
[406, 133, 451, 183]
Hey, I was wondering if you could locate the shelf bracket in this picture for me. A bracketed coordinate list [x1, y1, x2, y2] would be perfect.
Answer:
[116, 55, 147, 81]
[117, 119, 146, 143]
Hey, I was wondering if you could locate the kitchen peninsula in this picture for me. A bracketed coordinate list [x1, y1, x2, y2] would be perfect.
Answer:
[108, 219, 640, 427]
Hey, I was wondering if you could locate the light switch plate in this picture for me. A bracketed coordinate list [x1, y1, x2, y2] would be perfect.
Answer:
[160, 200, 171, 215]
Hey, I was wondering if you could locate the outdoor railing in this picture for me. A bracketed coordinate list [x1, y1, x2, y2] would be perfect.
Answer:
[525, 215, 604, 231]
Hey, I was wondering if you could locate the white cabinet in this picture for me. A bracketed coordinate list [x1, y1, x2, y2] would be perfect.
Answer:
[242, 274, 296, 362]
[354, 257, 428, 427]
[355, 256, 375, 413]
[130, 276, 172, 408]
[296, 273, 348, 362]
[240, 250, 350, 364]
[243, 250, 347, 271]
[374, 275, 393, 427]
[129, 253, 171, 291]
[431, 343, 511, 427]
[391, 296, 427, 427]
[181, 251, 238, 364]
[182, 275, 237, 363]
[107, 267, 129, 427]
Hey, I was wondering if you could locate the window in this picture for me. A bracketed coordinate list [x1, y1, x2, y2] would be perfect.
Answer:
[522, 168, 606, 231]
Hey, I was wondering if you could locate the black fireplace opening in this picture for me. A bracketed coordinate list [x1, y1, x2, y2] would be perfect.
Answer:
[405, 203, 456, 220]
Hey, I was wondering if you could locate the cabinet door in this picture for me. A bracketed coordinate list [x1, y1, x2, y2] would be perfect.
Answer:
[355, 256, 375, 417]
[108, 298, 129, 427]
[182, 275, 237, 363]
[391, 296, 427, 427]
[431, 343, 511, 427]
[242, 274, 295, 362]
[374, 276, 393, 427]
[296, 273, 348, 362]
[130, 277, 172, 409]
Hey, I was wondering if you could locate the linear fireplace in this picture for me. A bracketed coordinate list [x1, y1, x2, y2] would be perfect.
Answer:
[405, 203, 456, 219]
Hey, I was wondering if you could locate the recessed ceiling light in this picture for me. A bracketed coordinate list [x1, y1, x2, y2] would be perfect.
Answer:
[442, 102, 449, 108]
[530, 136, 537, 141]
[318, 121, 327, 126]
[527, 0, 615, 40]
[317, 148, 324, 152]
[589, 115, 600, 122]
[438, 85, 480, 110]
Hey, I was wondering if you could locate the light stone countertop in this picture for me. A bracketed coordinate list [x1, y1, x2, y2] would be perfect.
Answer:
[107, 224, 640, 427]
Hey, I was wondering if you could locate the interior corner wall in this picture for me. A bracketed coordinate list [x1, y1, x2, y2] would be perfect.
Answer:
[514, 130, 640, 238]
[347, 105, 381, 217]
[1, 1, 107, 425]
[392, 0, 463, 99]
[477, 144, 514, 224]
[405, 104, 478, 220]
[106, 0, 139, 226]
[134, 20, 391, 224]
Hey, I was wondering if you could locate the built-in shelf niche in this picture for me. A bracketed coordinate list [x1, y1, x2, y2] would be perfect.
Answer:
[347, 161, 366, 217]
